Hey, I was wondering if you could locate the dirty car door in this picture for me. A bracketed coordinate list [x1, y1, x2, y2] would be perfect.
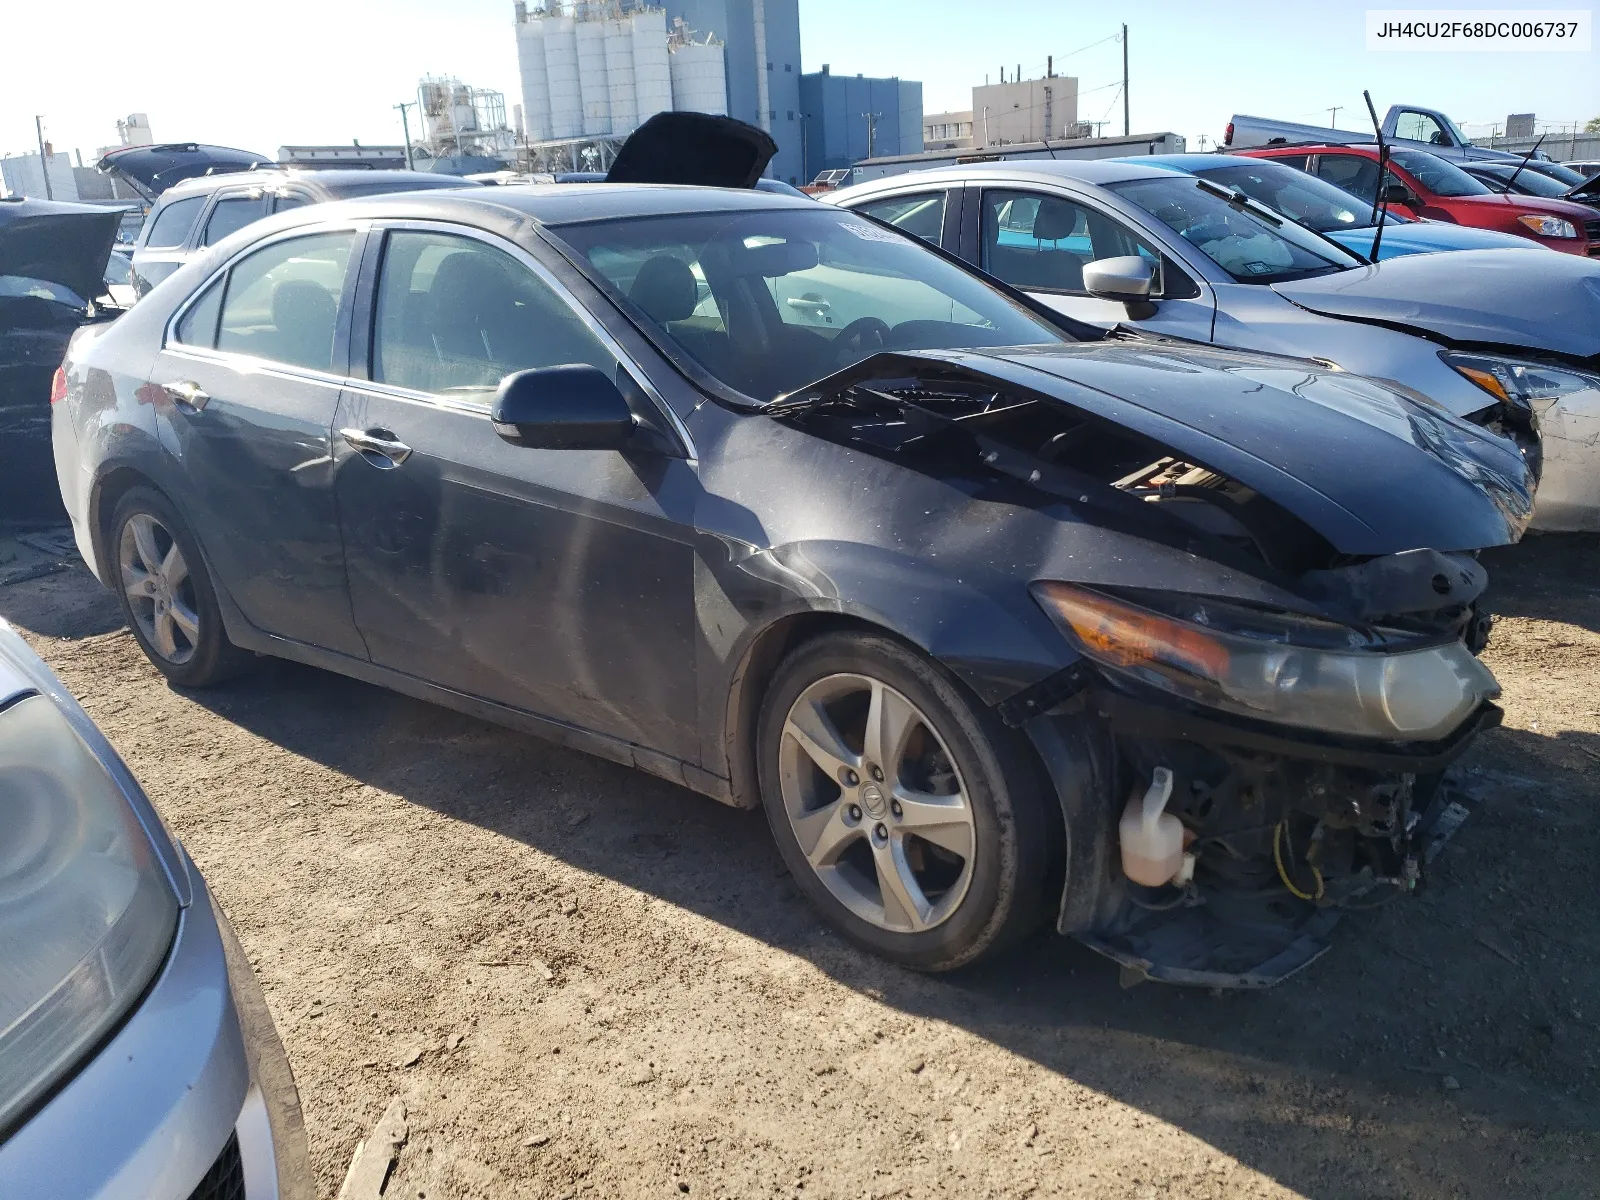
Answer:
[149, 226, 367, 657]
[333, 226, 699, 762]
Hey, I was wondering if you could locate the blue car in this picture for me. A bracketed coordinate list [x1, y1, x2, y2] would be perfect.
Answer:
[1132, 153, 1543, 260]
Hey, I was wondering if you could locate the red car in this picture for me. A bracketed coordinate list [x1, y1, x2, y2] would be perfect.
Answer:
[1241, 144, 1599, 256]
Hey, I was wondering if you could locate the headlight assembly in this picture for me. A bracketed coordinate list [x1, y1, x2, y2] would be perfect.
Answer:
[1515, 214, 1578, 238]
[1031, 583, 1500, 742]
[1442, 351, 1600, 414]
[0, 695, 178, 1133]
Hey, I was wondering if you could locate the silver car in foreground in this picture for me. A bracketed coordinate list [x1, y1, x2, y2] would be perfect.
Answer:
[0, 622, 311, 1199]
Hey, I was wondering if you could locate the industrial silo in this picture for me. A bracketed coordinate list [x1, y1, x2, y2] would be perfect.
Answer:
[542, 10, 582, 140]
[669, 35, 728, 117]
[575, 12, 610, 136]
[604, 15, 638, 136]
[631, 7, 672, 125]
[516, 13, 552, 142]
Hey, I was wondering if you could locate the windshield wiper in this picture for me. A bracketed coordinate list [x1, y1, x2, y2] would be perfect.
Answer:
[1194, 177, 1284, 226]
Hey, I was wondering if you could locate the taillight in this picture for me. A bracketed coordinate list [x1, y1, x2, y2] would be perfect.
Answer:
[1224, 121, 1234, 146]
[50, 366, 68, 404]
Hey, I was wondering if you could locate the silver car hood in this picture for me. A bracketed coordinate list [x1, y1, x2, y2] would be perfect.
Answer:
[1271, 249, 1600, 362]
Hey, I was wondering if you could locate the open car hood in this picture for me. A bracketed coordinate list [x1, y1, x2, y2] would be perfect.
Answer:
[1270, 249, 1600, 361]
[95, 142, 273, 199]
[0, 197, 120, 306]
[605, 112, 777, 188]
[782, 341, 1533, 559]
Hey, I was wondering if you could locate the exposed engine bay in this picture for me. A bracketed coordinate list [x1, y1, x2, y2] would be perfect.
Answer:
[775, 351, 1509, 985]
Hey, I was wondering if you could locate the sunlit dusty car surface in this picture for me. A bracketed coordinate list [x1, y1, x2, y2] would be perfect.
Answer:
[52, 177, 1531, 985]
[0, 622, 311, 1199]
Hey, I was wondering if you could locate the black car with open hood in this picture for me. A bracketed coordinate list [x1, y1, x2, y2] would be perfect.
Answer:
[50, 182, 1531, 987]
[1, 197, 121, 523]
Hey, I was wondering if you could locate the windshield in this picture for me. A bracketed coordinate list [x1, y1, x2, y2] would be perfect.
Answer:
[1187, 160, 1409, 230]
[1389, 150, 1492, 197]
[1106, 175, 1363, 283]
[551, 207, 1070, 403]
[1527, 161, 1588, 187]
[1472, 163, 1575, 198]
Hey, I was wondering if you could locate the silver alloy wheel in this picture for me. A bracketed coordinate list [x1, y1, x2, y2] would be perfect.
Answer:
[118, 513, 200, 665]
[778, 672, 977, 933]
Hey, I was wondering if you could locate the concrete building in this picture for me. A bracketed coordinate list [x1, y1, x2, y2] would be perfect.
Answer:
[280, 145, 411, 169]
[972, 71, 1079, 147]
[663, 0, 802, 182]
[923, 110, 974, 151]
[0, 152, 79, 200]
[798, 66, 922, 182]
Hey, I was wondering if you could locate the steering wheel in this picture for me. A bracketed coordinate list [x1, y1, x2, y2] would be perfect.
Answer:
[833, 316, 891, 364]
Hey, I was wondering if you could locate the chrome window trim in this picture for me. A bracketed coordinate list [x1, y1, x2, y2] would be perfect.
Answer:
[364, 218, 697, 458]
[162, 344, 351, 392]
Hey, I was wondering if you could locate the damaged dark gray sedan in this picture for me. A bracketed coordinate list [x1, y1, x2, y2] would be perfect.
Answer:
[52, 184, 1530, 986]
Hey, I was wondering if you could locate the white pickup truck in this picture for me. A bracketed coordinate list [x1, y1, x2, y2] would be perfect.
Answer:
[1224, 104, 1526, 163]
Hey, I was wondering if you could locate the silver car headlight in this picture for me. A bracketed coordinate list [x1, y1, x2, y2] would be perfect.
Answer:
[1442, 351, 1600, 414]
[0, 695, 178, 1133]
[1032, 583, 1500, 742]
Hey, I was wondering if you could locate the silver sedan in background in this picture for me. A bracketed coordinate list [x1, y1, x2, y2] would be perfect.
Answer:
[0, 621, 311, 1199]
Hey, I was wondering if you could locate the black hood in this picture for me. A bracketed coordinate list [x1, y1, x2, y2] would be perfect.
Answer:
[1270, 249, 1600, 361]
[793, 342, 1533, 558]
[96, 142, 273, 199]
[0, 197, 120, 306]
[606, 112, 777, 188]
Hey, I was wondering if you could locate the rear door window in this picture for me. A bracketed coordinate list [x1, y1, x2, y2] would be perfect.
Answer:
[371, 230, 613, 399]
[174, 277, 225, 347]
[272, 193, 311, 213]
[142, 195, 204, 249]
[202, 195, 265, 247]
[854, 192, 948, 245]
[215, 232, 355, 372]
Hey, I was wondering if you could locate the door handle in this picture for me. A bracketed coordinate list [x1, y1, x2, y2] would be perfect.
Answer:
[785, 295, 830, 312]
[340, 427, 412, 465]
[164, 381, 209, 411]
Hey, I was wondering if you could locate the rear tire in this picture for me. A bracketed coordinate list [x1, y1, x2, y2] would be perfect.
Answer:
[757, 631, 1056, 971]
[109, 487, 253, 688]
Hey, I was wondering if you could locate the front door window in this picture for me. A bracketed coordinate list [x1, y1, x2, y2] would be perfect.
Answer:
[980, 189, 1163, 294]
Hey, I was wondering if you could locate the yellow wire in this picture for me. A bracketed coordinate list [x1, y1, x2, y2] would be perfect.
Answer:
[1273, 821, 1325, 902]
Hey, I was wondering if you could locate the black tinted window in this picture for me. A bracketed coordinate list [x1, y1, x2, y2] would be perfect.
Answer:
[372, 231, 612, 398]
[174, 277, 224, 346]
[273, 194, 310, 213]
[1315, 155, 1381, 206]
[203, 196, 263, 247]
[143, 196, 204, 248]
[856, 192, 947, 244]
[1389, 150, 1491, 197]
[216, 232, 354, 371]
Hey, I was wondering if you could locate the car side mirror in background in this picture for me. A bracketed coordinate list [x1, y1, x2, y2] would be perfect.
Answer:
[1082, 256, 1159, 320]
[491, 364, 637, 450]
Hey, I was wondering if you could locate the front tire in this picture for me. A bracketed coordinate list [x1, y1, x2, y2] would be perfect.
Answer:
[109, 487, 252, 687]
[757, 631, 1056, 971]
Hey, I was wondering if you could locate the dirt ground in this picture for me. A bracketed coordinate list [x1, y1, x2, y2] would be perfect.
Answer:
[3, 530, 1597, 1200]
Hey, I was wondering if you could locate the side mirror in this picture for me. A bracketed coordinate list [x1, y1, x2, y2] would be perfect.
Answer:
[1082, 255, 1159, 319]
[491, 364, 636, 450]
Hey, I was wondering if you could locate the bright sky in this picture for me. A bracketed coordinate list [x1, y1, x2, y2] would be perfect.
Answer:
[2, 0, 1596, 167]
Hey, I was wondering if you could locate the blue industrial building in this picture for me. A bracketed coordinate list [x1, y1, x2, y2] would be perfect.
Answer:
[798, 66, 923, 182]
[663, 0, 804, 183]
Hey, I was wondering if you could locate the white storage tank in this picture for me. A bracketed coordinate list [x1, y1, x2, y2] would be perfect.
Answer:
[669, 39, 727, 116]
[575, 15, 610, 136]
[542, 12, 582, 140]
[631, 7, 672, 125]
[604, 16, 638, 136]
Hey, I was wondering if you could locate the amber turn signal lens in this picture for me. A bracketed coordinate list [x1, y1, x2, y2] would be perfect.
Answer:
[49, 367, 67, 405]
[1033, 582, 1231, 682]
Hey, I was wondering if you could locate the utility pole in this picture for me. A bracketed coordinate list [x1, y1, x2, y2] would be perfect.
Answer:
[1329, 106, 1342, 128]
[1198, 133, 1209, 151]
[862, 111, 879, 159]
[34, 115, 53, 200]
[395, 102, 416, 170]
[1122, 24, 1130, 137]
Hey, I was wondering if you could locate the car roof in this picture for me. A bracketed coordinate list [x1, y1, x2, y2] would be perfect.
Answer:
[833, 157, 1177, 198]
[1130, 153, 1257, 173]
[375, 182, 818, 225]
[158, 168, 467, 201]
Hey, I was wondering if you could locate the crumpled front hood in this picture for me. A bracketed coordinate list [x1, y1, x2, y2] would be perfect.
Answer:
[0, 197, 120, 306]
[900, 340, 1533, 555]
[1271, 249, 1600, 360]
